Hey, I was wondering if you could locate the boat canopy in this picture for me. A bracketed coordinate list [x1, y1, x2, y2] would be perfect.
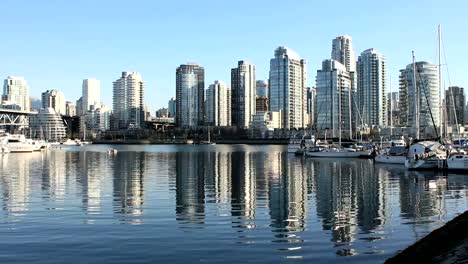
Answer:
[407, 141, 444, 157]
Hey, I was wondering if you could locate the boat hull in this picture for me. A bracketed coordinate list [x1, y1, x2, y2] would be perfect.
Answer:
[447, 155, 468, 170]
[306, 150, 371, 158]
[375, 155, 406, 164]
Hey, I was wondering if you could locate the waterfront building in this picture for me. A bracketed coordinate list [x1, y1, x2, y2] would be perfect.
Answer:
[30, 97, 42, 112]
[82, 78, 101, 112]
[76, 97, 83, 116]
[41, 89, 66, 115]
[112, 71, 145, 130]
[306, 87, 316, 128]
[398, 61, 439, 129]
[256, 80, 268, 98]
[65, 101, 76, 116]
[315, 59, 352, 138]
[256, 97, 268, 112]
[445, 86, 465, 126]
[176, 63, 204, 128]
[249, 111, 281, 131]
[387, 92, 399, 126]
[155, 107, 169, 118]
[231, 61, 256, 129]
[331, 35, 356, 73]
[331, 35, 357, 134]
[356, 48, 387, 127]
[29, 108, 67, 141]
[269, 46, 307, 129]
[2, 76, 30, 111]
[168, 97, 176, 118]
[206, 80, 231, 127]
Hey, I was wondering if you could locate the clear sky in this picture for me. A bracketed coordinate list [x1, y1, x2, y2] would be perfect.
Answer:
[2, 0, 467, 112]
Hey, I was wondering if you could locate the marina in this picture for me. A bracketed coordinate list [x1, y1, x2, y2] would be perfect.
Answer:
[0, 145, 467, 263]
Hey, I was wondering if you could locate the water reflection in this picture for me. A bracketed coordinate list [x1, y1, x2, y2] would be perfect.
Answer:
[1, 146, 468, 262]
[175, 152, 205, 225]
[113, 152, 145, 222]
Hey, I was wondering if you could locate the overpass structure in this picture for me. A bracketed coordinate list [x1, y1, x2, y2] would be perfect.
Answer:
[0, 108, 37, 127]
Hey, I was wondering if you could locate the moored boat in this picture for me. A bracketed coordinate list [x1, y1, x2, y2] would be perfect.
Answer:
[375, 146, 407, 164]
[405, 141, 446, 170]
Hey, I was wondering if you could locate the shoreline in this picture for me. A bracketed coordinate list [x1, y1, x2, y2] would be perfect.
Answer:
[91, 139, 290, 145]
[386, 210, 468, 263]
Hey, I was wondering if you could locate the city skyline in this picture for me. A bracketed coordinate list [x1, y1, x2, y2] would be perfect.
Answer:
[1, 0, 467, 111]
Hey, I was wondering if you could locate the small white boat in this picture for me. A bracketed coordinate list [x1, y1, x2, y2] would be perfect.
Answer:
[375, 146, 407, 164]
[447, 153, 468, 170]
[405, 141, 446, 170]
[108, 148, 118, 155]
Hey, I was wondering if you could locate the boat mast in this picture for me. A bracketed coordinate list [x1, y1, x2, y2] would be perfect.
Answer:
[339, 80, 342, 147]
[438, 24, 443, 139]
[390, 76, 393, 137]
[349, 78, 353, 140]
[412, 51, 420, 140]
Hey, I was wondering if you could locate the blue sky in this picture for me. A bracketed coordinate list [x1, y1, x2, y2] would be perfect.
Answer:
[1, 0, 467, 112]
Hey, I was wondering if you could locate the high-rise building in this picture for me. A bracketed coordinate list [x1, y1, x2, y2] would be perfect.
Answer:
[256, 80, 268, 98]
[231, 61, 256, 128]
[168, 97, 176, 118]
[155, 107, 169, 118]
[2, 76, 30, 111]
[331, 35, 356, 73]
[269, 46, 307, 129]
[206, 80, 231, 127]
[255, 97, 268, 112]
[82, 78, 101, 112]
[398, 61, 439, 128]
[29, 108, 67, 141]
[76, 97, 83, 116]
[306, 87, 316, 127]
[357, 48, 387, 127]
[112, 71, 145, 130]
[387, 92, 399, 126]
[315, 60, 352, 138]
[176, 63, 204, 128]
[30, 96, 42, 111]
[445, 86, 465, 126]
[65, 101, 76, 116]
[41, 89, 66, 115]
[331, 35, 357, 136]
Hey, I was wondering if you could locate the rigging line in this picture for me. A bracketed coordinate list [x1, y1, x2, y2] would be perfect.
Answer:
[442, 36, 460, 133]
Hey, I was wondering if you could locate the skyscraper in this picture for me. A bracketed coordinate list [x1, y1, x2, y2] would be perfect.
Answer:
[269, 46, 307, 129]
[357, 48, 387, 127]
[82, 78, 101, 112]
[41, 89, 66, 115]
[231, 61, 256, 128]
[168, 97, 176, 118]
[65, 101, 76, 116]
[112, 71, 145, 130]
[315, 60, 352, 138]
[306, 87, 316, 127]
[399, 61, 439, 128]
[2, 76, 30, 111]
[445, 86, 465, 126]
[331, 35, 356, 73]
[176, 63, 204, 128]
[331, 35, 357, 136]
[206, 80, 231, 127]
[256, 80, 268, 98]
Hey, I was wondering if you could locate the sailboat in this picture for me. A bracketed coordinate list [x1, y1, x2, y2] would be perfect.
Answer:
[405, 27, 447, 170]
[306, 77, 371, 158]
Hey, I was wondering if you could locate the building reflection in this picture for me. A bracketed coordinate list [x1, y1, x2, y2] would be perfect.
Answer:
[312, 159, 387, 248]
[399, 171, 447, 219]
[0, 153, 41, 214]
[175, 151, 205, 224]
[41, 150, 67, 201]
[113, 151, 145, 222]
[269, 153, 308, 233]
[231, 151, 256, 228]
[75, 151, 106, 215]
[204, 152, 231, 205]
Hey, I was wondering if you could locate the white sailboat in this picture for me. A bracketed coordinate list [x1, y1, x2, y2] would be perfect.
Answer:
[375, 146, 407, 164]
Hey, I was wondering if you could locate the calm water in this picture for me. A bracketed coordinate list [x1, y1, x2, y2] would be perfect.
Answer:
[1, 145, 467, 263]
